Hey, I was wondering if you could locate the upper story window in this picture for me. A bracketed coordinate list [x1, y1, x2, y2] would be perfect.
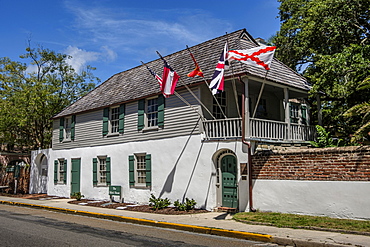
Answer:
[64, 117, 72, 140]
[110, 106, 120, 133]
[103, 105, 125, 136]
[138, 95, 164, 130]
[147, 98, 158, 127]
[213, 91, 226, 119]
[59, 116, 75, 142]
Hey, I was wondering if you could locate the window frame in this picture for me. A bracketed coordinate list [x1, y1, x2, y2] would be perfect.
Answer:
[93, 156, 111, 187]
[64, 116, 72, 141]
[54, 158, 67, 185]
[138, 95, 164, 131]
[129, 153, 151, 188]
[109, 106, 120, 134]
[145, 97, 159, 128]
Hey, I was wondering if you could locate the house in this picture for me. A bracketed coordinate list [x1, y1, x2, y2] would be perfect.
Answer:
[30, 29, 314, 211]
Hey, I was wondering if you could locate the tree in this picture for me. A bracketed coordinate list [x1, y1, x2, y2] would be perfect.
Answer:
[273, 0, 370, 142]
[0, 45, 98, 151]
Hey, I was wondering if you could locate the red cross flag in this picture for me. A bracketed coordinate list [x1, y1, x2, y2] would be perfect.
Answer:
[228, 46, 276, 70]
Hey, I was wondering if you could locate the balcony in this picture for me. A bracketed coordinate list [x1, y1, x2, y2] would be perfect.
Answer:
[202, 118, 316, 142]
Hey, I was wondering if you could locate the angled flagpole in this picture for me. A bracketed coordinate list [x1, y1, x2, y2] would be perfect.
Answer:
[186, 45, 227, 119]
[156, 50, 216, 120]
[141, 60, 205, 121]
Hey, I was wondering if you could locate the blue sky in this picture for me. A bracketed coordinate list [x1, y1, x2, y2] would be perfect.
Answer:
[0, 0, 281, 83]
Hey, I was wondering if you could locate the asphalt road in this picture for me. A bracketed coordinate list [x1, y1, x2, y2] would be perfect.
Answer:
[0, 205, 279, 246]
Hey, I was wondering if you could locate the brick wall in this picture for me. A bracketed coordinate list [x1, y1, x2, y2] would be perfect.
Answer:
[252, 146, 370, 181]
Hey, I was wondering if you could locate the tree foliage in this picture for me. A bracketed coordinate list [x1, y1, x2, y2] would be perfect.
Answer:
[273, 0, 370, 142]
[0, 45, 98, 151]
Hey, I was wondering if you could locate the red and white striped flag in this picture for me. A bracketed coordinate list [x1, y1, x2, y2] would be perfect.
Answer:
[160, 58, 180, 97]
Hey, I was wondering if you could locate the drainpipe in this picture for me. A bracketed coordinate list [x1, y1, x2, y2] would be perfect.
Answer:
[241, 91, 257, 212]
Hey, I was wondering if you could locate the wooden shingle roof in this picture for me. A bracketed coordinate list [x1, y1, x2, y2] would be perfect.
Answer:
[53, 29, 310, 118]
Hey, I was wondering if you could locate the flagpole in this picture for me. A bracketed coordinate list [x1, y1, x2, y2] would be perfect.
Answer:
[252, 70, 269, 118]
[156, 50, 216, 120]
[141, 59, 205, 121]
[225, 32, 242, 119]
[185, 45, 227, 119]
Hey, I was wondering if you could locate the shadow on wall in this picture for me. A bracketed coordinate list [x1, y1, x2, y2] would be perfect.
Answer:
[159, 118, 201, 198]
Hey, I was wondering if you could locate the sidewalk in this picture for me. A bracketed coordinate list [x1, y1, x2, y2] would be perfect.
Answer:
[0, 196, 369, 247]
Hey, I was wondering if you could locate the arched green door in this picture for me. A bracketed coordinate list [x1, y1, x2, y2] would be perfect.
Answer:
[221, 155, 238, 208]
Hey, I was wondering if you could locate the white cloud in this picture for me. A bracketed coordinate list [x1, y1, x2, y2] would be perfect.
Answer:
[100, 46, 117, 62]
[64, 46, 99, 72]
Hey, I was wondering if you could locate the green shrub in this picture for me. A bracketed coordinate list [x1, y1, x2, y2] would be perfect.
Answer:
[174, 198, 197, 211]
[71, 192, 84, 201]
[310, 125, 343, 148]
[149, 194, 171, 210]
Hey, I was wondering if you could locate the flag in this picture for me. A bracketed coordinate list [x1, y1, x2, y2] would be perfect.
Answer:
[145, 65, 163, 86]
[209, 42, 228, 95]
[161, 58, 180, 97]
[228, 46, 276, 70]
[187, 50, 204, 77]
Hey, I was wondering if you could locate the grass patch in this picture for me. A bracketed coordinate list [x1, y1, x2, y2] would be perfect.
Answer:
[233, 212, 370, 234]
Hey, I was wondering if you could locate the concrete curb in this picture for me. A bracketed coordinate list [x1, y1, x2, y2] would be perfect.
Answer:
[0, 200, 272, 243]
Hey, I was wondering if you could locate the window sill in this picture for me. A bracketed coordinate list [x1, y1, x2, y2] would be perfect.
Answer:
[62, 139, 72, 143]
[130, 185, 150, 190]
[94, 184, 108, 187]
[142, 126, 159, 132]
[106, 133, 120, 137]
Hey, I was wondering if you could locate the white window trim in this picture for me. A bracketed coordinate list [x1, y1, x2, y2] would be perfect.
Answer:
[109, 106, 120, 135]
[57, 158, 66, 184]
[97, 156, 107, 186]
[134, 153, 147, 187]
[64, 117, 72, 141]
[144, 97, 159, 129]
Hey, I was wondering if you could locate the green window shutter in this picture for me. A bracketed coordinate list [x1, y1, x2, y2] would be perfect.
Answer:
[145, 154, 151, 187]
[106, 157, 111, 186]
[158, 95, 165, 127]
[119, 104, 125, 134]
[63, 160, 67, 184]
[137, 99, 145, 130]
[93, 158, 98, 186]
[54, 160, 58, 184]
[129, 155, 135, 186]
[102, 108, 109, 136]
[71, 115, 76, 140]
[59, 118, 64, 142]
[301, 105, 307, 125]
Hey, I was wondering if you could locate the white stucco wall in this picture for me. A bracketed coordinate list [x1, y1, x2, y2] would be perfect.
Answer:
[253, 180, 370, 220]
[30, 148, 51, 194]
[40, 134, 249, 211]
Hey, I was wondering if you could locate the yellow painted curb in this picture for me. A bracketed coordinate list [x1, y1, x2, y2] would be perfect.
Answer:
[0, 200, 272, 242]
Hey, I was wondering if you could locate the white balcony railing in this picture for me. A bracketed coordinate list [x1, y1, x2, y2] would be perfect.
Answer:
[202, 118, 316, 142]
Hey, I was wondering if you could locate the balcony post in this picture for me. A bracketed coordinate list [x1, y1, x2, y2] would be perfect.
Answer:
[284, 87, 291, 140]
[244, 77, 250, 138]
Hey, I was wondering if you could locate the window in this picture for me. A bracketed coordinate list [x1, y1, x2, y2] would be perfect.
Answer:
[147, 98, 158, 127]
[290, 103, 299, 123]
[256, 99, 267, 118]
[129, 154, 151, 188]
[54, 159, 67, 184]
[93, 157, 111, 186]
[138, 95, 164, 130]
[64, 117, 72, 140]
[103, 105, 125, 136]
[59, 116, 75, 142]
[213, 91, 226, 119]
[110, 107, 120, 133]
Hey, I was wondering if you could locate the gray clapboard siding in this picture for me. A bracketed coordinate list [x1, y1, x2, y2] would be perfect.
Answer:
[52, 89, 202, 150]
